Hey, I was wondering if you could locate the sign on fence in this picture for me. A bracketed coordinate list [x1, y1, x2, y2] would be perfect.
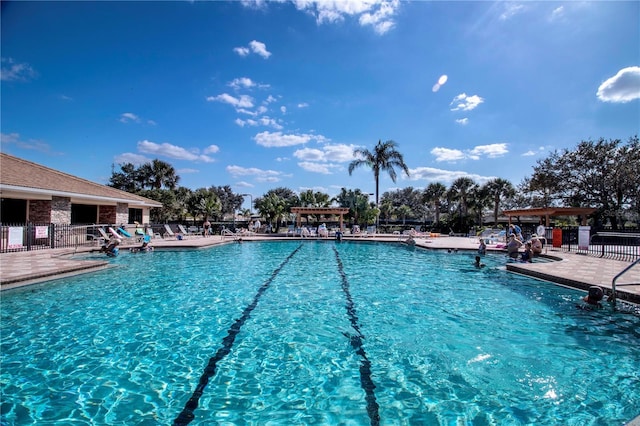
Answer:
[35, 226, 49, 239]
[8, 227, 24, 249]
[578, 226, 590, 250]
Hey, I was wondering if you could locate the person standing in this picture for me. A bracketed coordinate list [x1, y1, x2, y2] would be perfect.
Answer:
[506, 234, 523, 259]
[203, 219, 211, 237]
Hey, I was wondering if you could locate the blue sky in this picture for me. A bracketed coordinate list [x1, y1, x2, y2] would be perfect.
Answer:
[2, 0, 639, 210]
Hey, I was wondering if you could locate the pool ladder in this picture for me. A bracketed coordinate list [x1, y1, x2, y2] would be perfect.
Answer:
[609, 257, 640, 305]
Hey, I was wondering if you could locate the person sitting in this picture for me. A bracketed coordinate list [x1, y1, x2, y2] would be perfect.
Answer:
[530, 234, 543, 255]
[474, 255, 485, 268]
[478, 239, 487, 255]
[506, 234, 523, 259]
[131, 240, 153, 253]
[520, 242, 533, 263]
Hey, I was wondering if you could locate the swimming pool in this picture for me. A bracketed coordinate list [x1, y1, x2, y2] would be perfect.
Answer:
[1, 241, 639, 425]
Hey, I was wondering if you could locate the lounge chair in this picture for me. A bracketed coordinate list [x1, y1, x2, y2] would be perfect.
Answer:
[221, 228, 240, 240]
[97, 228, 111, 244]
[177, 224, 197, 238]
[163, 224, 178, 239]
[286, 225, 296, 237]
[108, 227, 124, 241]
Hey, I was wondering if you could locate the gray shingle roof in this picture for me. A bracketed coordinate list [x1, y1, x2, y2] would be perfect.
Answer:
[0, 153, 162, 207]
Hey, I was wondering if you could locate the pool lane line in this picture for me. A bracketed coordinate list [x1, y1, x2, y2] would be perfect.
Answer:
[173, 244, 304, 426]
[333, 246, 381, 426]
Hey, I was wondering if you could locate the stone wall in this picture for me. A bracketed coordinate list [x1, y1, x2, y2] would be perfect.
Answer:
[28, 200, 52, 223]
[116, 203, 129, 225]
[51, 196, 71, 224]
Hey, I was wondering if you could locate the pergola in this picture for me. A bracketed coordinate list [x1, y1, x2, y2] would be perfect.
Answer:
[290, 207, 350, 230]
[503, 207, 598, 226]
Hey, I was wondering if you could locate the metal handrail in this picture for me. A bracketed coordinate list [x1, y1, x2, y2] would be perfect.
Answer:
[610, 258, 640, 305]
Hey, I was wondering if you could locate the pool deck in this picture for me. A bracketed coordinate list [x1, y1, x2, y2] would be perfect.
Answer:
[1, 234, 639, 305]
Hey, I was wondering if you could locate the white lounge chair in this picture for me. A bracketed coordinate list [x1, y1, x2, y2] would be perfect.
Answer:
[163, 224, 177, 239]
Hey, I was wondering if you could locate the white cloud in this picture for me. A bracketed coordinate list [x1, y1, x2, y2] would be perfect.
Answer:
[206, 93, 255, 109]
[549, 6, 564, 21]
[226, 165, 287, 183]
[114, 153, 151, 165]
[450, 93, 484, 111]
[522, 150, 537, 157]
[204, 145, 220, 154]
[234, 40, 272, 58]
[407, 166, 496, 185]
[253, 131, 328, 147]
[287, 0, 400, 34]
[298, 161, 333, 174]
[293, 143, 360, 174]
[281, 106, 287, 114]
[235, 117, 282, 130]
[456, 118, 469, 125]
[469, 143, 508, 158]
[229, 77, 255, 89]
[249, 40, 272, 58]
[298, 102, 309, 108]
[119, 112, 140, 123]
[431, 147, 466, 162]
[233, 47, 250, 56]
[0, 132, 51, 152]
[499, 3, 526, 21]
[137, 140, 215, 162]
[432, 74, 448, 92]
[432, 143, 508, 162]
[596, 66, 640, 103]
[1, 57, 37, 81]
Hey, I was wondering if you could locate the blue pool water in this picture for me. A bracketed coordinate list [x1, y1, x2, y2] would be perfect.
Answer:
[1, 241, 639, 425]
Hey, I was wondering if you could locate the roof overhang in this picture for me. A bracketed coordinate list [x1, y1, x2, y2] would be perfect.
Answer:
[0, 184, 163, 208]
[503, 207, 598, 217]
[290, 207, 351, 215]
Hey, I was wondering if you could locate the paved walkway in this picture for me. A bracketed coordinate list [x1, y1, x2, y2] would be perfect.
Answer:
[1, 234, 639, 305]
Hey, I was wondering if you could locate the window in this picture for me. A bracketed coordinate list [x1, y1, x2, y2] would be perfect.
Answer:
[128, 208, 142, 224]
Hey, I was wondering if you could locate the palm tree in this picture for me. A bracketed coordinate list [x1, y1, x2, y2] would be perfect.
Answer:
[348, 140, 410, 210]
[483, 178, 515, 226]
[140, 159, 179, 190]
[448, 177, 475, 216]
[423, 182, 447, 224]
[396, 204, 413, 225]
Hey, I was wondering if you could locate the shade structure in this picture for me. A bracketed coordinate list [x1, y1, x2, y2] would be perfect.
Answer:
[290, 207, 351, 230]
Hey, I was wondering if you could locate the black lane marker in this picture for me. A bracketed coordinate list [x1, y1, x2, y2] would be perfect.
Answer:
[333, 247, 380, 426]
[173, 244, 304, 426]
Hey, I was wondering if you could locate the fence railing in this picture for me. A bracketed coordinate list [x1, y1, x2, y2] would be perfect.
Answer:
[543, 227, 640, 262]
[0, 223, 108, 254]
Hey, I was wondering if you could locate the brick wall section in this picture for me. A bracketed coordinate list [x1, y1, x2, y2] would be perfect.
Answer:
[28, 200, 52, 223]
[51, 196, 71, 224]
[116, 203, 129, 225]
[98, 206, 116, 224]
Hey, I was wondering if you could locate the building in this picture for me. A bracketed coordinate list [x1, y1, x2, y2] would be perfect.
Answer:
[0, 153, 162, 225]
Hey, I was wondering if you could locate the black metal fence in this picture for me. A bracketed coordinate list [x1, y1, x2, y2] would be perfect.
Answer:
[0, 223, 108, 253]
[541, 227, 640, 262]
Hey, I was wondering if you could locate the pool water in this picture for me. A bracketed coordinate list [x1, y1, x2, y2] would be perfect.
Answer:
[1, 241, 639, 425]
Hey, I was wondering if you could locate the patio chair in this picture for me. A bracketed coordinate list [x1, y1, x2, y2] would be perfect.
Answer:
[163, 224, 178, 239]
[177, 224, 196, 238]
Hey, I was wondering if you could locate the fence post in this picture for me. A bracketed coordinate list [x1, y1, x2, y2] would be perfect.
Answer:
[26, 223, 33, 251]
[50, 223, 55, 249]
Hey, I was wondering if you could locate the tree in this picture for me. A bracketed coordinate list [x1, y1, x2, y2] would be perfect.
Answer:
[140, 159, 179, 190]
[396, 205, 413, 225]
[483, 178, 515, 225]
[255, 193, 286, 231]
[348, 139, 410, 210]
[423, 182, 447, 224]
[448, 177, 475, 216]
